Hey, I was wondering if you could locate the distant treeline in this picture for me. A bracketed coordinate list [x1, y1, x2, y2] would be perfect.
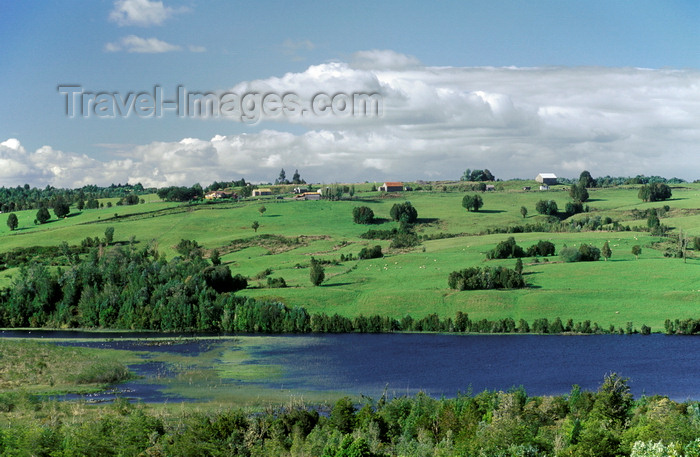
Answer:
[0, 183, 150, 213]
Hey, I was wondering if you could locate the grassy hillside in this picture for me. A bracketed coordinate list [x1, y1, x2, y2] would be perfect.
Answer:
[1, 182, 698, 330]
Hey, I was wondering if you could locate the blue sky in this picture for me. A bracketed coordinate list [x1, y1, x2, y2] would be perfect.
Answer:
[0, 0, 698, 187]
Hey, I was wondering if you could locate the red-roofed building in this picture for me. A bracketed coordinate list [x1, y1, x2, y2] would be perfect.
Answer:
[378, 182, 404, 192]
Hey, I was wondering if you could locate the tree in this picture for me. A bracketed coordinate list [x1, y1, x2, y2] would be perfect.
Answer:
[251, 221, 260, 232]
[638, 182, 672, 202]
[602, 241, 612, 261]
[569, 182, 589, 203]
[520, 206, 528, 218]
[104, 227, 115, 244]
[309, 257, 325, 286]
[258, 205, 266, 216]
[535, 199, 558, 216]
[36, 207, 50, 224]
[6, 213, 18, 231]
[515, 258, 523, 275]
[76, 199, 85, 210]
[210, 249, 221, 266]
[389, 201, 418, 223]
[462, 194, 483, 212]
[291, 169, 304, 184]
[460, 168, 472, 181]
[632, 245, 642, 260]
[53, 198, 70, 218]
[352, 206, 375, 224]
[276, 168, 288, 184]
[592, 373, 633, 426]
[579, 170, 597, 188]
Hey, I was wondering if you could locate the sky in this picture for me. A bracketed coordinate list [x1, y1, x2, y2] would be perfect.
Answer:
[0, 0, 698, 188]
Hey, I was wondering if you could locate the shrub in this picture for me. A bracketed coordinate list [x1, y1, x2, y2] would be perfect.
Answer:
[390, 233, 420, 249]
[526, 240, 556, 257]
[448, 266, 525, 290]
[352, 206, 375, 224]
[487, 237, 526, 259]
[358, 245, 383, 260]
[266, 277, 287, 288]
[560, 244, 600, 262]
[390, 201, 418, 223]
[536, 200, 559, 216]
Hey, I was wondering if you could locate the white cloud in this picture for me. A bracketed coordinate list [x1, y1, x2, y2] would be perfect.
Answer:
[104, 35, 181, 53]
[350, 49, 421, 70]
[109, 0, 188, 27]
[5, 52, 700, 187]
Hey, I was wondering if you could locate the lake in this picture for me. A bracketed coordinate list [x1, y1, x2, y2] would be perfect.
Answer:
[3, 331, 699, 402]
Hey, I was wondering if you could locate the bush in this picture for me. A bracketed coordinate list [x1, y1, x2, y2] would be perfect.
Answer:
[448, 266, 525, 290]
[266, 277, 287, 288]
[352, 206, 375, 224]
[358, 245, 383, 260]
[526, 240, 556, 257]
[309, 257, 325, 286]
[390, 233, 420, 249]
[487, 237, 526, 259]
[560, 244, 600, 262]
[536, 200, 559, 216]
[390, 202, 418, 223]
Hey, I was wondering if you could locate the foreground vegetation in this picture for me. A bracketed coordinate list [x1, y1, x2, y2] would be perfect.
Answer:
[1, 373, 700, 456]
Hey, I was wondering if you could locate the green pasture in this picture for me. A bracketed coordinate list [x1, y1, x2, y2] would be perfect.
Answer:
[1, 183, 699, 331]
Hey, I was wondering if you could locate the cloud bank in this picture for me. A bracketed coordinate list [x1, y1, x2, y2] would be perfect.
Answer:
[4, 51, 699, 187]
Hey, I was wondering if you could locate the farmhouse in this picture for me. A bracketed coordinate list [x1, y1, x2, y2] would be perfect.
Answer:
[539, 185, 550, 191]
[379, 182, 404, 192]
[252, 188, 272, 197]
[485, 184, 496, 191]
[293, 187, 308, 194]
[294, 192, 321, 201]
[204, 190, 233, 200]
[535, 173, 558, 185]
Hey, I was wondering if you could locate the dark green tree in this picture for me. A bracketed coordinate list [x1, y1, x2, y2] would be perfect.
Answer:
[515, 257, 523, 275]
[309, 257, 325, 286]
[462, 194, 483, 212]
[569, 182, 589, 203]
[535, 199, 558, 216]
[258, 205, 266, 216]
[53, 198, 70, 218]
[210, 249, 221, 266]
[330, 397, 357, 434]
[592, 373, 633, 426]
[520, 206, 528, 218]
[104, 227, 115, 244]
[601, 241, 612, 261]
[6, 213, 18, 231]
[291, 169, 304, 184]
[389, 201, 418, 223]
[352, 206, 375, 224]
[579, 170, 597, 188]
[36, 207, 50, 224]
[632, 245, 641, 260]
[251, 221, 260, 232]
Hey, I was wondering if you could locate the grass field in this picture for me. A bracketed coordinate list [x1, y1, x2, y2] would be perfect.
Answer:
[1, 182, 699, 331]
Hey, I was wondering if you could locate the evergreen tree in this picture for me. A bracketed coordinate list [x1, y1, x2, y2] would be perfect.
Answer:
[36, 207, 50, 224]
[520, 206, 528, 218]
[309, 257, 325, 286]
[6, 213, 18, 231]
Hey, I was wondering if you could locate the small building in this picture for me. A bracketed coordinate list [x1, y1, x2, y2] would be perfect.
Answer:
[295, 192, 321, 201]
[378, 182, 404, 192]
[485, 184, 496, 191]
[252, 188, 272, 197]
[204, 190, 233, 200]
[539, 185, 550, 191]
[535, 173, 558, 185]
[522, 186, 531, 191]
[293, 187, 308, 194]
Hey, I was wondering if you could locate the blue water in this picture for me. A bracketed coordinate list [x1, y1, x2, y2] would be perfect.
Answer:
[246, 333, 700, 401]
[5, 331, 700, 402]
